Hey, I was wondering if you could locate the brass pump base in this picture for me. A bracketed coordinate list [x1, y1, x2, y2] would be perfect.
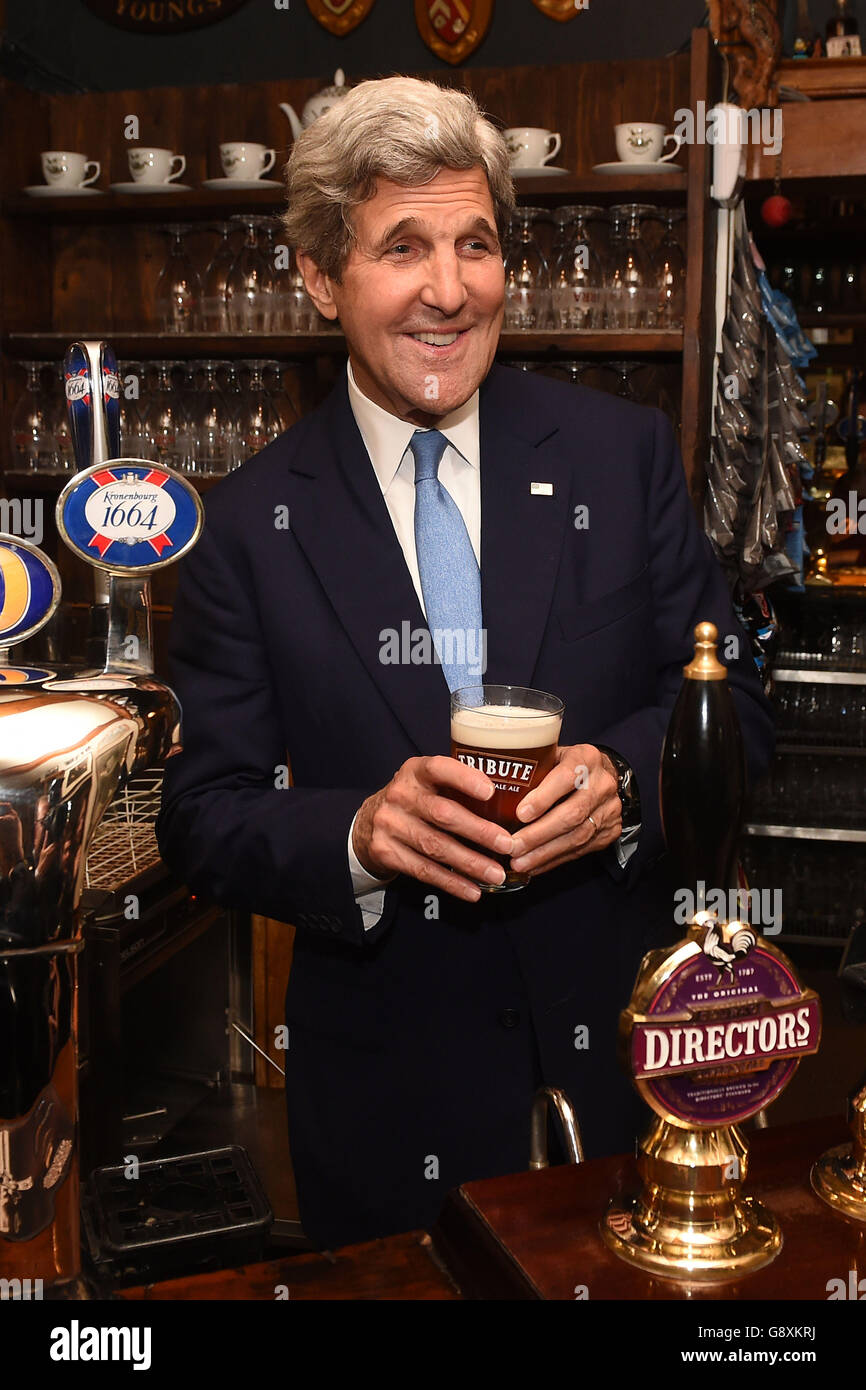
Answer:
[601, 1117, 783, 1281]
[811, 1093, 866, 1222]
[811, 1146, 866, 1221]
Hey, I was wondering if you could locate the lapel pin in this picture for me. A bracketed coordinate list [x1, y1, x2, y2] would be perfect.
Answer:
[530, 482, 554, 496]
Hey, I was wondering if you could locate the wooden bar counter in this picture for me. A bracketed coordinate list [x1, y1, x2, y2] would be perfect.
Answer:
[432, 1114, 866, 1300]
[117, 1114, 864, 1301]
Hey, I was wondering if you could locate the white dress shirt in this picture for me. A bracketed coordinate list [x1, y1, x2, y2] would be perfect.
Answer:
[341, 358, 636, 930]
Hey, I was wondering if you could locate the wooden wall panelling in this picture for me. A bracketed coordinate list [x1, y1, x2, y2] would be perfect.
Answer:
[681, 27, 723, 510]
[252, 914, 295, 1089]
[460, 55, 691, 173]
[0, 82, 53, 476]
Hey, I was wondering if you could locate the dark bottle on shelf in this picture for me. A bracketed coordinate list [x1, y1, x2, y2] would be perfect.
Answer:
[807, 262, 829, 315]
[780, 260, 800, 304]
[839, 259, 861, 311]
[660, 621, 746, 896]
[825, 0, 861, 56]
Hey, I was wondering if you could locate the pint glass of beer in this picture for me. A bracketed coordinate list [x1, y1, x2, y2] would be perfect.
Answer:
[450, 684, 564, 892]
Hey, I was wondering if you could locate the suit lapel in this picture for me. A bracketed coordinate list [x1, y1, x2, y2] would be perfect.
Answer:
[284, 365, 573, 754]
[479, 366, 572, 689]
[285, 375, 450, 754]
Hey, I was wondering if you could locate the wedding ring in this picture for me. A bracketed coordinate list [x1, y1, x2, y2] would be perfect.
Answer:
[586, 814, 598, 835]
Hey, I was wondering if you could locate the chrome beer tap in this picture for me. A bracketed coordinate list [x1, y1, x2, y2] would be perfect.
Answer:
[0, 342, 202, 1292]
[0, 535, 139, 1291]
[54, 340, 203, 771]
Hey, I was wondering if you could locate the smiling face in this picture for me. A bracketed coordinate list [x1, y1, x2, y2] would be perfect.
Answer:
[297, 166, 505, 425]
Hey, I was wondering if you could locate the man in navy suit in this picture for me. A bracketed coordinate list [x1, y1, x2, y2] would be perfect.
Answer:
[156, 76, 775, 1249]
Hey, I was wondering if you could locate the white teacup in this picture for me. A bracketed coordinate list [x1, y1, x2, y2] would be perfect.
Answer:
[504, 127, 562, 169]
[614, 123, 683, 165]
[128, 147, 187, 184]
[41, 151, 101, 188]
[220, 142, 276, 180]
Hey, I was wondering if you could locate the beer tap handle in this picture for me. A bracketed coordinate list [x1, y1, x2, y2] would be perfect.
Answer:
[99, 342, 122, 459]
[63, 342, 95, 475]
[64, 341, 111, 608]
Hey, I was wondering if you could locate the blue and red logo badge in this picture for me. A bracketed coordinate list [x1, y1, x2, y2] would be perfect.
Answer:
[57, 460, 202, 573]
[0, 666, 54, 685]
[0, 537, 61, 645]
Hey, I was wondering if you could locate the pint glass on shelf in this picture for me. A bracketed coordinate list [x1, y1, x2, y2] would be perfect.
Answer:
[450, 684, 564, 892]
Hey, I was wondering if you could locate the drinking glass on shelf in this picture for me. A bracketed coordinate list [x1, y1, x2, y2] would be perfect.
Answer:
[48, 363, 75, 472]
[608, 360, 644, 401]
[551, 205, 605, 331]
[606, 204, 656, 330]
[559, 360, 591, 388]
[154, 224, 201, 334]
[11, 361, 60, 472]
[225, 215, 276, 334]
[504, 207, 550, 330]
[286, 247, 319, 333]
[235, 360, 282, 464]
[843, 618, 866, 671]
[263, 361, 300, 432]
[201, 222, 237, 333]
[117, 360, 157, 460]
[143, 361, 193, 471]
[188, 359, 236, 476]
[655, 208, 686, 329]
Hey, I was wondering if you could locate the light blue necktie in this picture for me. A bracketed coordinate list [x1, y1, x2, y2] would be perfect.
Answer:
[410, 428, 483, 694]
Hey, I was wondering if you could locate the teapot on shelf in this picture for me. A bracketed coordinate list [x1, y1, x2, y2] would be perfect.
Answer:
[280, 69, 349, 142]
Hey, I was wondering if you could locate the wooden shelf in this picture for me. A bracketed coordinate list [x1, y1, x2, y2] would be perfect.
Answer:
[1, 172, 688, 222]
[1, 187, 287, 222]
[2, 470, 224, 493]
[778, 55, 866, 101]
[510, 171, 687, 203]
[3, 329, 685, 360]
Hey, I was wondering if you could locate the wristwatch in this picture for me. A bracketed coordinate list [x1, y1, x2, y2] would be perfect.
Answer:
[596, 745, 641, 834]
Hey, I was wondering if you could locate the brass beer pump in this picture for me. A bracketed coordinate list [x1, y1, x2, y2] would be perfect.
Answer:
[812, 1077, 866, 1218]
[601, 623, 821, 1280]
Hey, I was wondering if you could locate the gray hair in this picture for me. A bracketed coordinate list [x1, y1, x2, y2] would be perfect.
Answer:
[282, 75, 515, 282]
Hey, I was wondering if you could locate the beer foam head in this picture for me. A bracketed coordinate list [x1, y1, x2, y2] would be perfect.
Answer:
[451, 703, 562, 750]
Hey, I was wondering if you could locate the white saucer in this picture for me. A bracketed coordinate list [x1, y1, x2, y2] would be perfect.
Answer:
[201, 177, 283, 191]
[511, 166, 570, 178]
[109, 181, 193, 194]
[592, 161, 684, 175]
[24, 184, 104, 197]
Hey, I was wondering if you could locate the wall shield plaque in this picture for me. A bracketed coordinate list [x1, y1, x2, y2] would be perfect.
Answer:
[81, 0, 253, 35]
[307, 0, 375, 36]
[415, 0, 493, 65]
[532, 0, 588, 19]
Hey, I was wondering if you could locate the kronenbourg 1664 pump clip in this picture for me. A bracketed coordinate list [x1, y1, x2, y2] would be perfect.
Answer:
[601, 622, 822, 1280]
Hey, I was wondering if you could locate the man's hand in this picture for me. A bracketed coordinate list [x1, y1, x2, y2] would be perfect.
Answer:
[352, 756, 515, 902]
[509, 744, 621, 878]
